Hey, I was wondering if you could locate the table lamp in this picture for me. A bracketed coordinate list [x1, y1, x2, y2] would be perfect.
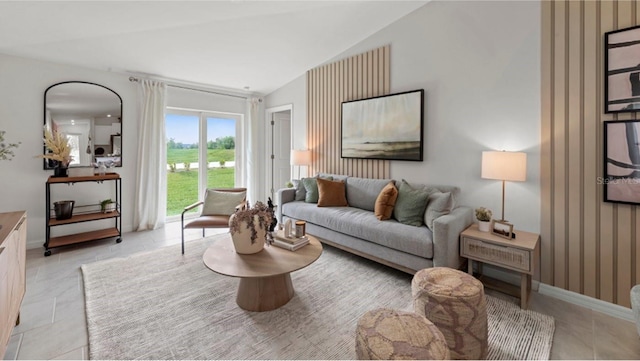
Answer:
[481, 150, 527, 222]
[290, 149, 312, 180]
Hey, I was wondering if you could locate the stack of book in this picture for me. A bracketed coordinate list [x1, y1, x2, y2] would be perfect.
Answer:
[272, 230, 309, 251]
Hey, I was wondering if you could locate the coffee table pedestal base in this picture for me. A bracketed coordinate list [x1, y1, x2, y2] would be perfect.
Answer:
[237, 273, 294, 312]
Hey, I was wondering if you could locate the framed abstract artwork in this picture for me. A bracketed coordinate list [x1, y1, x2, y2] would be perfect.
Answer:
[604, 120, 640, 205]
[341, 89, 424, 161]
[605, 25, 640, 113]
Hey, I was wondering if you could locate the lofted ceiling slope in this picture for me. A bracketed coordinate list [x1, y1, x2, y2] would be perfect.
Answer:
[0, 1, 428, 94]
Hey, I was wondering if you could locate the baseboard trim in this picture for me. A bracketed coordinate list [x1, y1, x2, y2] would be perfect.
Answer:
[480, 265, 634, 322]
[537, 283, 634, 322]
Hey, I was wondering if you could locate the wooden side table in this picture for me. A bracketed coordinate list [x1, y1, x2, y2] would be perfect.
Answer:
[460, 224, 540, 309]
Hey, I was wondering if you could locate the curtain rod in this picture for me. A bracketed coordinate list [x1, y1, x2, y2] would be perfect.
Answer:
[128, 76, 253, 100]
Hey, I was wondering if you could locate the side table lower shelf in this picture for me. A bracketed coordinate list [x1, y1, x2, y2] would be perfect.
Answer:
[460, 224, 540, 310]
[470, 271, 532, 308]
[46, 227, 121, 256]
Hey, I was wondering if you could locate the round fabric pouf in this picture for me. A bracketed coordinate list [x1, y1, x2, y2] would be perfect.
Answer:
[411, 267, 488, 360]
[355, 308, 450, 360]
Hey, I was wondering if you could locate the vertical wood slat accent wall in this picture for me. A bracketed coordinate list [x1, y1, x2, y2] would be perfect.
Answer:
[306, 46, 391, 179]
[542, 0, 640, 308]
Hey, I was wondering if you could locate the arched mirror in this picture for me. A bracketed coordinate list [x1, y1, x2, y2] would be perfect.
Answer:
[43, 81, 122, 169]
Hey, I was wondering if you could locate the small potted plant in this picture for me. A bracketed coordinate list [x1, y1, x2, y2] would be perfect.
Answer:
[228, 201, 275, 254]
[100, 199, 116, 213]
[475, 207, 492, 232]
[0, 130, 20, 161]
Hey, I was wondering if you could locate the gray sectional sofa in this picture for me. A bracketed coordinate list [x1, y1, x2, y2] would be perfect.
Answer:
[276, 174, 474, 274]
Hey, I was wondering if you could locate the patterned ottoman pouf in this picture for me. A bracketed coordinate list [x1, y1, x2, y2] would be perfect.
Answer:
[412, 267, 488, 359]
[355, 308, 450, 360]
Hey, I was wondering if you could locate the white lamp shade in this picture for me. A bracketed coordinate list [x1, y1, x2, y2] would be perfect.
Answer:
[290, 149, 312, 166]
[481, 151, 527, 182]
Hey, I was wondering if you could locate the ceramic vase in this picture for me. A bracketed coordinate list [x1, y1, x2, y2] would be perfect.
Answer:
[229, 214, 266, 254]
[53, 166, 68, 178]
[478, 220, 491, 232]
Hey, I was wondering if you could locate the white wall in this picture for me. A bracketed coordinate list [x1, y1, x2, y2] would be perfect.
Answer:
[264, 75, 307, 152]
[0, 53, 138, 249]
[265, 0, 541, 233]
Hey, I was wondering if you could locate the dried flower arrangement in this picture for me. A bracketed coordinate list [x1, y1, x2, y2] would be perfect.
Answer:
[0, 130, 20, 161]
[36, 128, 73, 166]
[229, 201, 275, 244]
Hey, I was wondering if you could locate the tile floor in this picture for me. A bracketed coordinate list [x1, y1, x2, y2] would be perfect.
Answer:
[3, 221, 640, 360]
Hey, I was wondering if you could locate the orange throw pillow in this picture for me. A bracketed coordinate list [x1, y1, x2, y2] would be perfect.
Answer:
[374, 181, 399, 220]
[317, 178, 348, 207]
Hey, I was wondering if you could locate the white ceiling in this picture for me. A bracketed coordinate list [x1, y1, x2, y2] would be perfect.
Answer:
[0, 1, 428, 95]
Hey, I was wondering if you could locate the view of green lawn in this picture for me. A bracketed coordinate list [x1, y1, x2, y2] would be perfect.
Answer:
[166, 148, 235, 216]
[167, 148, 234, 164]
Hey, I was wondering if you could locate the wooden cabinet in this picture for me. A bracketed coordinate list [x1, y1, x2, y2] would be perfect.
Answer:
[460, 224, 540, 309]
[45, 174, 122, 256]
[0, 211, 27, 359]
[94, 125, 112, 145]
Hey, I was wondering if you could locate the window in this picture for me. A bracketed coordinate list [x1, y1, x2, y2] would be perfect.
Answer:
[165, 109, 241, 218]
[67, 134, 80, 166]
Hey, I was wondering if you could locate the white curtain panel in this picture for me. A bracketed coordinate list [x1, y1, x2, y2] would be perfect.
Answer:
[244, 98, 262, 204]
[133, 80, 167, 231]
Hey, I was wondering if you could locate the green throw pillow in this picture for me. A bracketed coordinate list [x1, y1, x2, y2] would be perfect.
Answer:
[424, 191, 453, 229]
[302, 178, 319, 203]
[301, 176, 333, 203]
[393, 180, 430, 227]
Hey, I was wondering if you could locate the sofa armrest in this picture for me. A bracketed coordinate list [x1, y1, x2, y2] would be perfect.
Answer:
[276, 188, 296, 223]
[431, 206, 474, 268]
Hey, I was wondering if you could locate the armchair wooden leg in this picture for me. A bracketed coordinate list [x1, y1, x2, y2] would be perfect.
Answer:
[202, 229, 205, 237]
[181, 213, 185, 255]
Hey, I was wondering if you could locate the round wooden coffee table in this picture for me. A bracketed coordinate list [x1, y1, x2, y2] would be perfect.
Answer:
[203, 234, 323, 312]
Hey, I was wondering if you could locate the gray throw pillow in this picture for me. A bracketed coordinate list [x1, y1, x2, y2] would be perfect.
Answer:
[201, 190, 246, 216]
[295, 179, 307, 201]
[424, 191, 453, 229]
[393, 179, 430, 227]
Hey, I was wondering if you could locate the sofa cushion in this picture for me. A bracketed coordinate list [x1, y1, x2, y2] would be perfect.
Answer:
[424, 191, 453, 229]
[317, 178, 348, 207]
[374, 181, 398, 220]
[347, 177, 394, 212]
[282, 201, 434, 259]
[393, 180, 430, 227]
[318, 173, 349, 183]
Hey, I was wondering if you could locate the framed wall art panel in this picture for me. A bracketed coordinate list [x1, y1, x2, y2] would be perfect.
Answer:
[341, 89, 424, 161]
[604, 120, 640, 205]
[605, 25, 640, 113]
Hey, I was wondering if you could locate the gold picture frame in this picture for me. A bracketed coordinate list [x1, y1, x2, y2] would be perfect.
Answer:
[491, 220, 514, 240]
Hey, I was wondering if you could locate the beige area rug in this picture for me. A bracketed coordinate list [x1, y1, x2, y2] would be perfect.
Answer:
[81, 235, 554, 360]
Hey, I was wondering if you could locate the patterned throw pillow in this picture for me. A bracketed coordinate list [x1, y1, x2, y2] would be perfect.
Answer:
[393, 179, 430, 227]
[317, 178, 348, 207]
[374, 181, 399, 220]
[201, 190, 246, 216]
